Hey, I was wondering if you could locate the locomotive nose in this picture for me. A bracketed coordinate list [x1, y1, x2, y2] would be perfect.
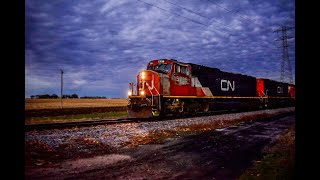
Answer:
[140, 71, 146, 80]
[137, 70, 159, 97]
[138, 71, 146, 96]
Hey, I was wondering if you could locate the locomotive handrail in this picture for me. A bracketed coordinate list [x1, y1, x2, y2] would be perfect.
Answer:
[145, 74, 161, 113]
[145, 82, 154, 105]
[128, 82, 136, 96]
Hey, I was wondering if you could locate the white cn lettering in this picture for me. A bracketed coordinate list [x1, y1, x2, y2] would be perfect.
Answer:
[221, 79, 235, 91]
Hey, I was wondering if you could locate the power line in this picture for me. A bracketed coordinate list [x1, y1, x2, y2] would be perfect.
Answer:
[206, 0, 295, 41]
[138, 0, 294, 55]
[138, 0, 275, 49]
[208, 0, 286, 28]
[137, 0, 232, 38]
[207, 0, 268, 29]
[161, 0, 239, 32]
[161, 0, 277, 43]
[138, 0, 294, 78]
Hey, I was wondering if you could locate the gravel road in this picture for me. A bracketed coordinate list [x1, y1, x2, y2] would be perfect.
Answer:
[25, 107, 295, 179]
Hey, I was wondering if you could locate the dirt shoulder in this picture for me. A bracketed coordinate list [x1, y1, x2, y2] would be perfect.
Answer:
[238, 125, 295, 179]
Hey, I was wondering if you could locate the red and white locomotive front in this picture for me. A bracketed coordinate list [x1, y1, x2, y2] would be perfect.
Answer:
[134, 70, 160, 97]
[129, 59, 172, 97]
[127, 59, 173, 118]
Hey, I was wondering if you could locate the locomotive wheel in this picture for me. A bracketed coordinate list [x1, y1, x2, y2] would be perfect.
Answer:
[201, 103, 209, 112]
[152, 110, 160, 116]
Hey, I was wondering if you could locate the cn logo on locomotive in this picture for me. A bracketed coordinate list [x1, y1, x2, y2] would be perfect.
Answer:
[221, 79, 235, 91]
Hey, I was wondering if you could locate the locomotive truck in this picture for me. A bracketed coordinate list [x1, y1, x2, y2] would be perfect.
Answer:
[127, 59, 295, 118]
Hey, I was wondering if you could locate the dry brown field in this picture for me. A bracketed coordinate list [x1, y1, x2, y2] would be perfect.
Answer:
[25, 98, 128, 110]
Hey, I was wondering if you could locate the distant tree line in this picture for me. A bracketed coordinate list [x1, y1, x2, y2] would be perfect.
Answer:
[80, 96, 107, 99]
[29, 94, 110, 99]
[30, 94, 79, 99]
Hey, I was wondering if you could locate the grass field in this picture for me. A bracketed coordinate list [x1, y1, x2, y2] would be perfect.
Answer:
[25, 98, 128, 110]
[25, 98, 129, 124]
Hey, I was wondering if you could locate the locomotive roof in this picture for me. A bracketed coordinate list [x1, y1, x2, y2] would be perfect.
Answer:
[152, 59, 295, 86]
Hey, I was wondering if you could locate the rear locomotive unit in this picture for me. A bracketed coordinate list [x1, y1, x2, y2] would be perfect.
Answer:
[127, 59, 295, 118]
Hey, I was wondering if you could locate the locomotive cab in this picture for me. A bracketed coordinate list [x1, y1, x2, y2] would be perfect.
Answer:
[128, 59, 201, 118]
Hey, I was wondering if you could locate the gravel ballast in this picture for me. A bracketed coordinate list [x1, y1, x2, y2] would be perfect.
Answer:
[25, 107, 295, 151]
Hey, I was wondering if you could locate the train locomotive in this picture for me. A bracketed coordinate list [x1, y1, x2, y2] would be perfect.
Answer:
[127, 59, 295, 118]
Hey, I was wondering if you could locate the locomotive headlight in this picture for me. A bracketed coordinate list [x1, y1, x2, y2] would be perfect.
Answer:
[141, 72, 146, 80]
[128, 91, 132, 96]
[140, 90, 145, 96]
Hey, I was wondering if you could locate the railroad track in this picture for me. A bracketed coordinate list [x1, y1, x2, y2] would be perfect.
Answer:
[24, 118, 137, 131]
[25, 107, 292, 131]
[24, 109, 235, 131]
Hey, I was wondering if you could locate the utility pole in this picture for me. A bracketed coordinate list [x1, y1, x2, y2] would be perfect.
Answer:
[60, 69, 64, 109]
[274, 26, 294, 84]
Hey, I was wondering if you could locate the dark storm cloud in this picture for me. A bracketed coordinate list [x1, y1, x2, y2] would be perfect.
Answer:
[25, 0, 295, 97]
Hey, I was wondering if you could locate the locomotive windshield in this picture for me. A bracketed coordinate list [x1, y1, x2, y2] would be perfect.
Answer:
[153, 64, 172, 74]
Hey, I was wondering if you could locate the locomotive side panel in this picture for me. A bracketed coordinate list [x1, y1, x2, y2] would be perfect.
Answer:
[209, 72, 240, 96]
[256, 79, 265, 96]
[263, 79, 289, 97]
[288, 85, 295, 97]
[238, 74, 257, 97]
[190, 64, 256, 97]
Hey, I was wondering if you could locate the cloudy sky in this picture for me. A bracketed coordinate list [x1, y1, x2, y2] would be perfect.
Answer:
[25, 0, 295, 98]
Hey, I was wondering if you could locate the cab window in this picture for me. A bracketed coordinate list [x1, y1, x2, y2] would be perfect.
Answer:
[175, 64, 190, 76]
[175, 64, 180, 73]
[180, 66, 185, 74]
[154, 64, 172, 74]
